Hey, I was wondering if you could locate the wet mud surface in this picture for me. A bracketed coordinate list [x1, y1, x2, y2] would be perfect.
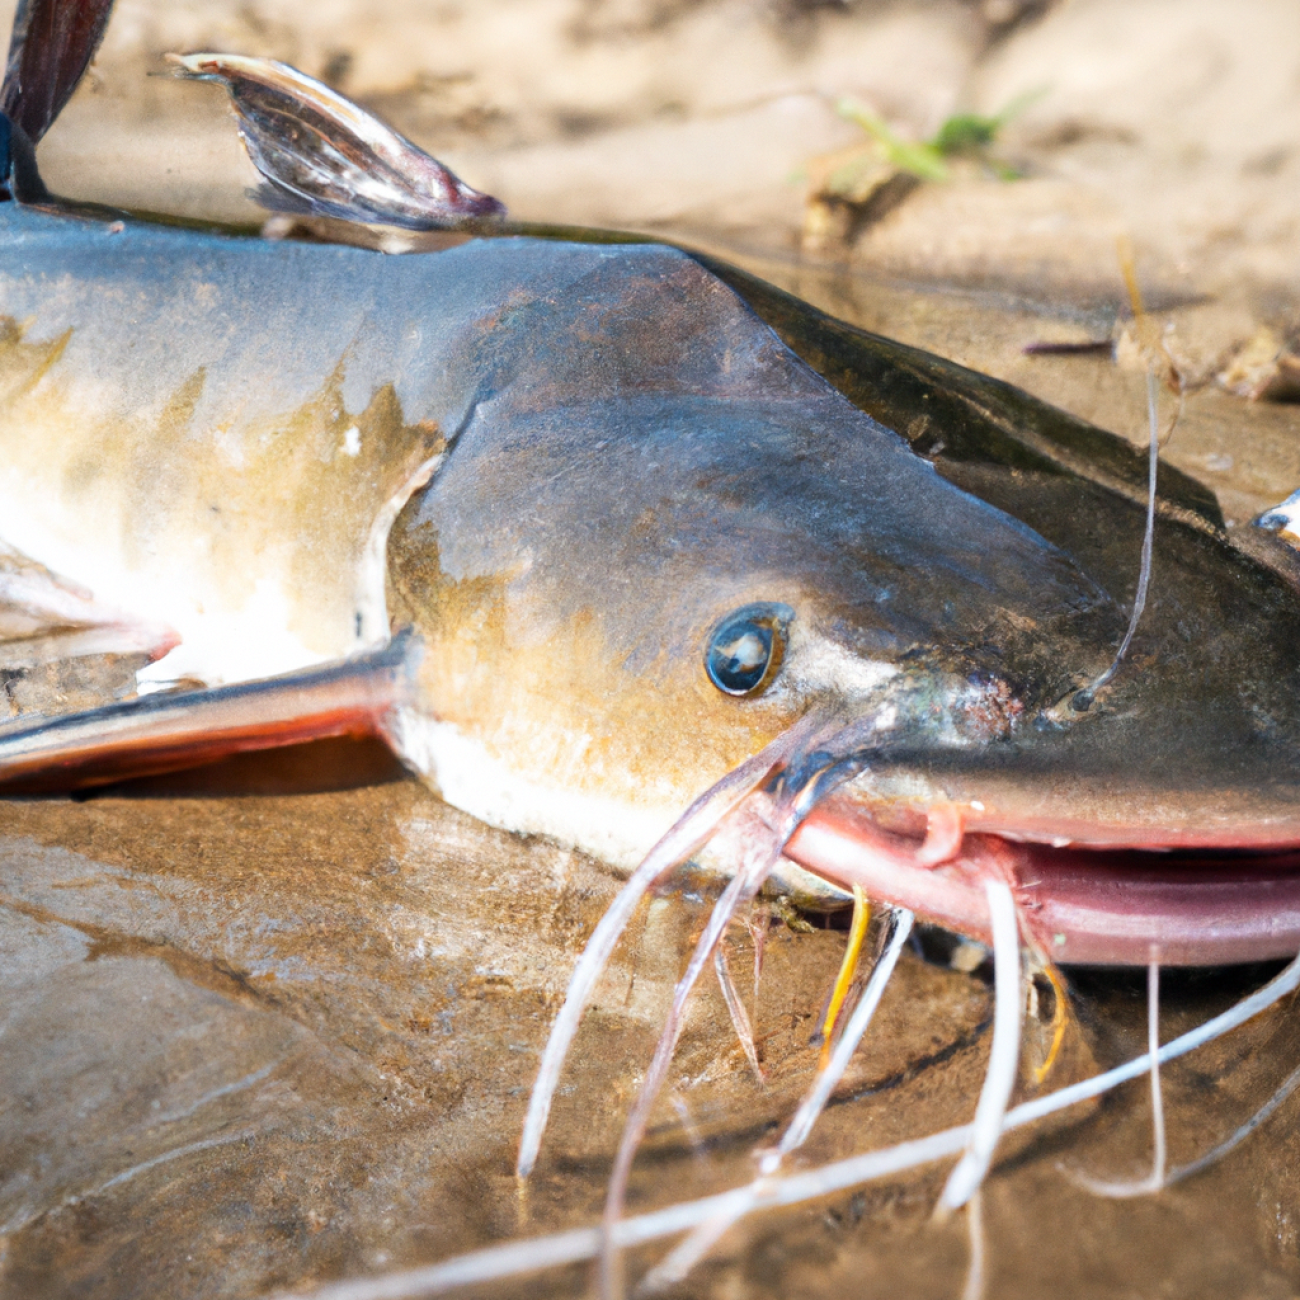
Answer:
[3, 0, 1300, 1294]
[2, 749, 1300, 1298]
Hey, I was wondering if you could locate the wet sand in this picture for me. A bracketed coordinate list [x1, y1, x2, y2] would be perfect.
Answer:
[2, 760, 1300, 1298]
[3, 0, 1300, 1295]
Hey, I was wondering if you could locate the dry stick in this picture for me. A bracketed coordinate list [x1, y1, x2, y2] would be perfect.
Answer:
[264, 949, 1300, 1300]
[938, 880, 1023, 1212]
[639, 907, 915, 1292]
[1068, 958, 1167, 1197]
[516, 716, 825, 1179]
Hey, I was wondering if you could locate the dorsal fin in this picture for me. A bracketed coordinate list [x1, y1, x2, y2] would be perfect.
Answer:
[1, 0, 113, 147]
[169, 53, 506, 231]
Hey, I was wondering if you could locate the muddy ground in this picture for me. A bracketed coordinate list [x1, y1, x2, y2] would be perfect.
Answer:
[3, 0, 1300, 1297]
[5, 768, 1300, 1300]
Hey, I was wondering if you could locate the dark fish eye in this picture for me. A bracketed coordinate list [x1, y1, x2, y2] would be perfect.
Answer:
[704, 603, 793, 697]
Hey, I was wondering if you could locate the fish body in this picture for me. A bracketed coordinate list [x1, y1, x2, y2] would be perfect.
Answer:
[5, 30, 1300, 964]
[6, 14, 1300, 1293]
[0, 202, 1099, 858]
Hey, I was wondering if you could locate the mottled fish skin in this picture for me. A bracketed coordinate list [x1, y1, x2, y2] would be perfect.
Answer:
[4, 186, 1300, 947]
[0, 207, 644, 685]
[0, 200, 1112, 858]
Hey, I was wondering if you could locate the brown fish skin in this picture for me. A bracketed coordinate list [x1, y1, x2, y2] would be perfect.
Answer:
[0, 203, 1108, 865]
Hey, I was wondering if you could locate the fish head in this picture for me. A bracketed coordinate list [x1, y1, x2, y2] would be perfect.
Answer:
[385, 376, 1121, 872]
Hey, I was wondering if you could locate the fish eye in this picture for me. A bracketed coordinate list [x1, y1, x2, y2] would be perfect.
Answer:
[704, 603, 793, 697]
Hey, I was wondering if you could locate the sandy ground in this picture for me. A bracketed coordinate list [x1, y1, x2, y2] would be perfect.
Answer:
[3, 2, 1300, 1297]
[17, 0, 1300, 506]
[21, 0, 1300, 313]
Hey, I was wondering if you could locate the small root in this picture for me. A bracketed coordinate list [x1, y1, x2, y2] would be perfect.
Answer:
[1167, 1059, 1300, 1185]
[747, 903, 769, 1003]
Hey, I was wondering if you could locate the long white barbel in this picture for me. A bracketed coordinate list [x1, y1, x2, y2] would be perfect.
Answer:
[1067, 958, 1167, 1196]
[938, 880, 1022, 1211]
[515, 716, 827, 1178]
[599, 752, 858, 1299]
[265, 950, 1300, 1300]
[639, 906, 915, 1291]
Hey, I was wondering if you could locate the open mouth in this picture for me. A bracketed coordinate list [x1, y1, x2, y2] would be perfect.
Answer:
[790, 794, 1300, 966]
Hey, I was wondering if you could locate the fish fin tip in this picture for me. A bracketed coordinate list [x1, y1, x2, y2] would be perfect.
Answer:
[1, 0, 114, 152]
[0, 545, 180, 669]
[169, 51, 506, 232]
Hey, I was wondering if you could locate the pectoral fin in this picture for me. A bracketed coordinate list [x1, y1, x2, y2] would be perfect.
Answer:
[0, 632, 419, 792]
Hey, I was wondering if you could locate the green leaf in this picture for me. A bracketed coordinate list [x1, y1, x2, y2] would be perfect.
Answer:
[932, 113, 1000, 157]
[835, 98, 949, 181]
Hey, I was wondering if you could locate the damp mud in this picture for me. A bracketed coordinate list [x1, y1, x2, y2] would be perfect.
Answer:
[4, 0, 1300, 1295]
[1, 755, 1299, 1298]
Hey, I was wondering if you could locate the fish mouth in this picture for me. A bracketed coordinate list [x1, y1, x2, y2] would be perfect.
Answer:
[787, 792, 1300, 967]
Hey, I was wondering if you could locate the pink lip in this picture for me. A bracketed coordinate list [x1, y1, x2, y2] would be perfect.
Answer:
[787, 800, 1300, 965]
